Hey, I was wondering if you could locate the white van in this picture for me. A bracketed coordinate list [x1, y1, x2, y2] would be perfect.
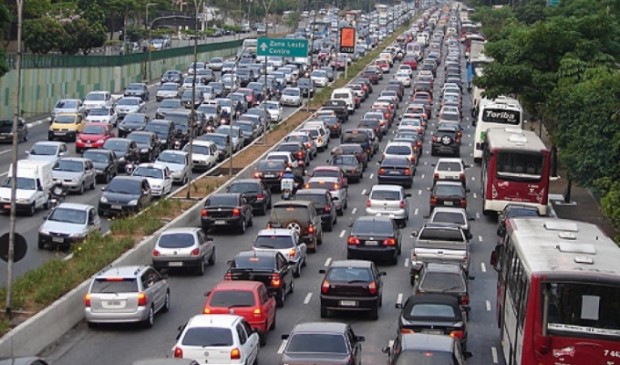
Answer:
[0, 159, 54, 215]
[331, 88, 355, 114]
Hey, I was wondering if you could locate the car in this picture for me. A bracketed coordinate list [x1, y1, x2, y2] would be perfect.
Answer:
[309, 166, 348, 189]
[144, 119, 175, 150]
[319, 259, 385, 319]
[127, 131, 161, 162]
[98, 176, 153, 217]
[431, 126, 461, 156]
[304, 177, 348, 215]
[51, 98, 84, 119]
[410, 223, 470, 275]
[377, 156, 415, 189]
[430, 181, 467, 211]
[310, 70, 329, 87]
[180, 89, 204, 109]
[393, 71, 412, 87]
[124, 82, 149, 101]
[102, 138, 139, 172]
[496, 203, 543, 238]
[182, 139, 217, 171]
[156, 82, 180, 102]
[413, 262, 471, 315]
[155, 99, 182, 119]
[131, 163, 173, 197]
[347, 216, 402, 264]
[226, 179, 272, 215]
[262, 100, 283, 122]
[155, 150, 191, 185]
[216, 125, 244, 152]
[317, 115, 342, 138]
[276, 142, 309, 167]
[267, 201, 323, 253]
[395, 293, 468, 350]
[200, 193, 253, 233]
[48, 113, 85, 141]
[118, 113, 149, 138]
[0, 118, 28, 143]
[84, 265, 170, 328]
[280, 322, 365, 365]
[75, 122, 114, 153]
[295, 189, 337, 232]
[429, 207, 473, 240]
[51, 157, 97, 194]
[253, 228, 307, 277]
[84, 107, 118, 126]
[383, 141, 418, 166]
[160, 70, 183, 84]
[328, 154, 363, 183]
[382, 333, 470, 364]
[82, 149, 119, 183]
[337, 144, 368, 169]
[208, 57, 224, 71]
[152, 227, 215, 275]
[0, 357, 51, 365]
[365, 184, 411, 227]
[115, 97, 146, 119]
[284, 132, 317, 159]
[253, 159, 287, 190]
[38, 203, 101, 250]
[172, 314, 259, 364]
[25, 141, 68, 165]
[280, 87, 302, 106]
[82, 90, 114, 112]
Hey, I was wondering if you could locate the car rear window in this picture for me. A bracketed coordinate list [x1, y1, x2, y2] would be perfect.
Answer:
[91, 278, 138, 293]
[394, 351, 454, 364]
[420, 272, 466, 292]
[370, 190, 400, 201]
[206, 195, 238, 206]
[406, 303, 458, 319]
[352, 219, 393, 235]
[312, 170, 338, 179]
[437, 162, 462, 171]
[386, 146, 411, 155]
[342, 134, 367, 144]
[434, 184, 463, 196]
[271, 206, 310, 222]
[158, 233, 195, 248]
[209, 290, 256, 307]
[228, 182, 260, 194]
[234, 255, 275, 270]
[419, 228, 464, 242]
[432, 212, 465, 226]
[254, 235, 294, 249]
[327, 267, 371, 282]
[182, 327, 234, 347]
[286, 334, 347, 354]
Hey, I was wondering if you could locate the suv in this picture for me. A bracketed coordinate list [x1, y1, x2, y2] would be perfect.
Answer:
[84, 265, 170, 328]
[432, 158, 468, 187]
[253, 228, 307, 277]
[410, 223, 470, 275]
[267, 201, 323, 253]
[431, 126, 461, 156]
[295, 189, 337, 232]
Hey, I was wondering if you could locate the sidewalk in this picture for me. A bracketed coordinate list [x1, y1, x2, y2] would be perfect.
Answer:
[528, 120, 618, 239]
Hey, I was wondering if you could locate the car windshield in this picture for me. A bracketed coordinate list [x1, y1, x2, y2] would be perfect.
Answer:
[286, 334, 347, 354]
[441, 113, 459, 121]
[118, 98, 141, 107]
[145, 122, 169, 135]
[419, 228, 464, 242]
[53, 160, 83, 172]
[83, 151, 109, 163]
[382, 158, 410, 167]
[126, 84, 143, 90]
[159, 99, 180, 108]
[128, 134, 150, 144]
[133, 166, 163, 179]
[254, 235, 294, 249]
[182, 327, 233, 347]
[209, 290, 256, 308]
[85, 93, 105, 101]
[311, 169, 337, 179]
[420, 272, 465, 292]
[234, 255, 275, 270]
[437, 162, 462, 171]
[55, 100, 78, 108]
[199, 105, 218, 114]
[30, 145, 57, 155]
[88, 108, 109, 116]
[295, 193, 326, 207]
[352, 219, 393, 235]
[103, 140, 129, 151]
[158, 233, 194, 248]
[370, 190, 400, 201]
[201, 134, 227, 148]
[0, 177, 35, 190]
[54, 115, 76, 124]
[123, 115, 147, 125]
[283, 89, 300, 96]
[406, 303, 458, 319]
[82, 125, 105, 134]
[185, 144, 212, 155]
[157, 152, 186, 164]
[47, 207, 87, 224]
[206, 195, 237, 206]
[107, 179, 141, 195]
[91, 278, 138, 293]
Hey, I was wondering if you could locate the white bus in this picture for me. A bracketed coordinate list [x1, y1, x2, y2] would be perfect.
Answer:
[473, 96, 523, 162]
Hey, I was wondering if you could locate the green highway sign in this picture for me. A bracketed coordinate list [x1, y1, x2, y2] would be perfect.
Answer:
[257, 38, 309, 58]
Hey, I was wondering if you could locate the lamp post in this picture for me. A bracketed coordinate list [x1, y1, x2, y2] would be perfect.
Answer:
[146, 2, 157, 81]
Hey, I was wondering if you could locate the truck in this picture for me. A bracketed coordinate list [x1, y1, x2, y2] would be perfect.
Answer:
[409, 223, 470, 280]
[0, 159, 54, 216]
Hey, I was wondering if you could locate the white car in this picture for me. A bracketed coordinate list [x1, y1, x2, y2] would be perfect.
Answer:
[253, 228, 307, 277]
[131, 163, 173, 197]
[365, 184, 410, 226]
[156, 83, 180, 102]
[184, 140, 218, 171]
[432, 158, 468, 187]
[187, 61, 206, 75]
[394, 72, 412, 87]
[83, 91, 114, 112]
[383, 141, 418, 166]
[397, 64, 414, 76]
[115, 97, 146, 118]
[84, 106, 118, 126]
[261, 100, 283, 122]
[310, 70, 329, 87]
[280, 87, 302, 106]
[266, 151, 299, 168]
[172, 315, 259, 365]
[26, 141, 68, 165]
[155, 150, 191, 185]
[208, 57, 224, 71]
[300, 126, 329, 151]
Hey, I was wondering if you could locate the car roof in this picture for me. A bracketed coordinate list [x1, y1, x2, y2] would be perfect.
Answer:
[296, 188, 330, 196]
[59, 157, 89, 162]
[436, 158, 463, 164]
[291, 321, 348, 334]
[213, 280, 263, 291]
[433, 181, 463, 187]
[400, 333, 456, 352]
[405, 293, 460, 306]
[424, 262, 466, 274]
[187, 314, 242, 328]
[192, 140, 216, 147]
[110, 176, 145, 184]
[161, 227, 201, 234]
[257, 228, 295, 236]
[33, 141, 64, 147]
[55, 202, 93, 211]
[330, 259, 373, 268]
[431, 207, 467, 215]
[371, 184, 402, 192]
[97, 265, 146, 278]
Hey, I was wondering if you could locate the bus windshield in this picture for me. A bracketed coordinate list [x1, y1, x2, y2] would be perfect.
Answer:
[496, 152, 544, 181]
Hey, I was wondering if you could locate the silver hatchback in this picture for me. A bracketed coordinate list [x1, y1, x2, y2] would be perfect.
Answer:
[84, 265, 170, 328]
[152, 227, 216, 275]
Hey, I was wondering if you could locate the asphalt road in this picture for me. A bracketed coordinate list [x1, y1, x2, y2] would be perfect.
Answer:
[40, 39, 508, 365]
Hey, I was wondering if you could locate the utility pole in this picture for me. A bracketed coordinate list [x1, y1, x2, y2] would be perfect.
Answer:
[309, 0, 320, 71]
[187, 0, 201, 199]
[146, 3, 157, 81]
[6, 0, 23, 320]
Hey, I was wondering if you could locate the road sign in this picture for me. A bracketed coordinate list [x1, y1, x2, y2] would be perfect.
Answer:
[340, 27, 356, 54]
[547, 0, 559, 6]
[257, 38, 308, 58]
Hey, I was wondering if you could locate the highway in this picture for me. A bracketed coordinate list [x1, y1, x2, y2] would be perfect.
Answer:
[39, 37, 508, 365]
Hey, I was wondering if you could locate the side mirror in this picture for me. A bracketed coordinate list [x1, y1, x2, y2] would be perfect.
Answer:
[381, 346, 391, 355]
[281, 334, 290, 340]
[405, 193, 412, 198]
[101, 186, 107, 191]
[319, 269, 326, 274]
[410, 230, 418, 237]
[25, 151, 30, 155]
[332, 197, 339, 201]
[204, 291, 211, 297]
[379, 271, 387, 276]
[356, 336, 365, 343]
[464, 351, 473, 359]
[206, 238, 214, 242]
[464, 164, 471, 168]
[158, 268, 169, 279]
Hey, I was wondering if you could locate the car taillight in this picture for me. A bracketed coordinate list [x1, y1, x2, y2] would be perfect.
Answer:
[305, 142, 312, 148]
[404, 168, 411, 176]
[383, 238, 396, 246]
[232, 208, 240, 216]
[378, 168, 385, 175]
[253, 172, 263, 178]
[432, 136, 440, 142]
[434, 173, 439, 180]
[191, 248, 200, 256]
[431, 196, 438, 205]
[459, 173, 465, 181]
[450, 330, 464, 339]
[224, 272, 232, 280]
[173, 347, 183, 358]
[460, 295, 469, 305]
[152, 249, 160, 257]
[399, 200, 406, 209]
[308, 224, 315, 234]
[137, 292, 147, 306]
[459, 199, 467, 208]
[230, 348, 241, 360]
[366, 199, 371, 208]
[257, 193, 264, 199]
[348, 236, 360, 245]
[400, 328, 414, 334]
[324, 205, 331, 212]
[201, 209, 208, 217]
[368, 281, 377, 295]
[253, 308, 262, 318]
[84, 294, 91, 307]
[297, 151, 303, 158]
[321, 280, 330, 293]
[380, 121, 385, 126]
[203, 307, 211, 314]
[288, 248, 297, 259]
[279, 171, 284, 177]
[271, 273, 282, 287]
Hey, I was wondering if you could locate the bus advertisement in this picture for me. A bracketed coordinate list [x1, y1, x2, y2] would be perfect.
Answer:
[473, 96, 523, 162]
[481, 128, 550, 215]
[491, 218, 620, 365]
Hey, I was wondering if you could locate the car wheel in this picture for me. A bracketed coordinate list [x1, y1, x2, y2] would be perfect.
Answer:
[320, 305, 328, 318]
[289, 280, 294, 294]
[259, 332, 267, 347]
[208, 249, 216, 265]
[294, 262, 301, 278]
[324, 219, 333, 232]
[27, 203, 36, 217]
[269, 313, 276, 331]
[79, 182, 85, 195]
[248, 214, 253, 227]
[90, 178, 96, 190]
[240, 219, 247, 234]
[196, 258, 205, 276]
[276, 289, 285, 308]
[38, 239, 45, 250]
[161, 291, 171, 313]
[103, 172, 110, 184]
[369, 305, 379, 320]
[143, 306, 155, 328]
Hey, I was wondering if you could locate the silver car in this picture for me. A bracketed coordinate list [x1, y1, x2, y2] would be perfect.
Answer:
[305, 177, 348, 215]
[26, 141, 68, 165]
[115, 97, 146, 118]
[365, 184, 411, 227]
[51, 98, 84, 120]
[51, 157, 97, 194]
[253, 228, 307, 277]
[152, 227, 215, 275]
[84, 265, 170, 328]
[154, 150, 191, 184]
[156, 82, 180, 102]
[38, 203, 101, 250]
[280, 87, 302, 106]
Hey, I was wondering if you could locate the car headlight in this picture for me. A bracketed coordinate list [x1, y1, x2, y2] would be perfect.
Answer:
[69, 232, 85, 238]
[72, 177, 80, 183]
[128, 200, 138, 206]
[100, 196, 108, 203]
[39, 228, 50, 235]
[16, 198, 30, 203]
[152, 184, 161, 189]
[119, 157, 125, 162]
[140, 148, 149, 153]
[171, 171, 181, 177]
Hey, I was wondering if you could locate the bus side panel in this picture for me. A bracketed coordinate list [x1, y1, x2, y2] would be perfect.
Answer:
[502, 291, 519, 365]
[521, 277, 541, 365]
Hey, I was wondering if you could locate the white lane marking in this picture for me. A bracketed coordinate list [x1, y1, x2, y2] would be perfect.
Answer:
[414, 208, 419, 216]
[478, 235, 483, 243]
[486, 300, 491, 311]
[339, 230, 346, 238]
[0, 149, 12, 156]
[420, 174, 425, 179]
[389, 340, 394, 347]
[304, 292, 313, 304]
[324, 257, 332, 267]
[361, 189, 367, 195]
[476, 212, 480, 219]
[473, 193, 477, 199]
[370, 173, 374, 179]
[468, 143, 473, 147]
[0, 171, 7, 177]
[467, 134, 471, 138]
[481, 262, 487, 273]
[277, 340, 288, 354]
[396, 293, 403, 306]
[426, 151, 430, 154]
[471, 176, 476, 181]
[404, 258, 410, 267]
[491, 346, 498, 363]
[424, 161, 428, 165]
[351, 207, 357, 215]
[418, 190, 422, 195]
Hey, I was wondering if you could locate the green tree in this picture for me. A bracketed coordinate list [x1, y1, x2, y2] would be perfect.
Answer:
[73, 18, 107, 55]
[0, 3, 9, 77]
[514, 0, 547, 25]
[285, 10, 301, 31]
[23, 16, 64, 54]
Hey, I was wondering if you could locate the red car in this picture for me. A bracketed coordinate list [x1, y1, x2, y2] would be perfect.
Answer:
[202, 280, 276, 346]
[75, 122, 115, 154]
[310, 166, 348, 188]
[402, 56, 418, 70]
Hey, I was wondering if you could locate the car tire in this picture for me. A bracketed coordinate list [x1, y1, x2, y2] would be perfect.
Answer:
[79, 182, 85, 195]
[28, 203, 36, 217]
[239, 219, 247, 234]
[248, 214, 253, 227]
[161, 291, 171, 313]
[38, 239, 45, 250]
[259, 332, 267, 346]
[269, 313, 276, 331]
[276, 289, 285, 308]
[289, 280, 294, 294]
[294, 262, 301, 278]
[320, 305, 328, 318]
[324, 219, 333, 232]
[87, 321, 97, 329]
[143, 306, 155, 328]
[196, 259, 205, 276]
[90, 178, 96, 190]
[369, 306, 379, 320]
[208, 249, 216, 265]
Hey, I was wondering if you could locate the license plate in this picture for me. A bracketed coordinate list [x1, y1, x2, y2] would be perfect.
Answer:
[85, 143, 92, 147]
[104, 300, 123, 308]
[340, 300, 357, 307]
[443, 201, 454, 206]
[215, 220, 227, 225]
[168, 262, 183, 267]
[365, 240, 379, 246]
[3, 204, 9, 209]
[52, 237, 64, 243]
[264, 174, 275, 178]
[111, 205, 123, 210]
[422, 329, 444, 335]
[389, 170, 400, 175]
[54, 132, 66, 135]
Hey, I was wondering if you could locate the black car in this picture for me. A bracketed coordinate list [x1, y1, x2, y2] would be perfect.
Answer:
[102, 138, 140, 172]
[413, 263, 471, 315]
[337, 144, 368, 168]
[118, 113, 149, 138]
[226, 250, 294, 307]
[329, 154, 363, 183]
[127, 131, 160, 162]
[396, 294, 468, 351]
[431, 126, 461, 156]
[298, 78, 315, 97]
[253, 159, 288, 190]
[82, 149, 119, 183]
[124, 82, 150, 101]
[295, 188, 337, 232]
[319, 115, 342, 137]
[276, 142, 309, 166]
[497, 203, 542, 238]
[144, 119, 174, 150]
[377, 156, 414, 188]
[319, 259, 385, 320]
[382, 333, 470, 364]
[200, 193, 253, 233]
[341, 129, 373, 156]
[236, 68, 254, 87]
[430, 181, 467, 211]
[357, 119, 382, 139]
[226, 179, 272, 215]
[98, 176, 153, 216]
[161, 70, 182, 84]
[0, 118, 28, 143]
[347, 216, 402, 264]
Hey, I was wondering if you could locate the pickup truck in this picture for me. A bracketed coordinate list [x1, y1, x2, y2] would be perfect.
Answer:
[409, 223, 470, 280]
[322, 100, 349, 123]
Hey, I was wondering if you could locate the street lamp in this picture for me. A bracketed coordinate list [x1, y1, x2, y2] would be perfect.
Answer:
[145, 2, 157, 81]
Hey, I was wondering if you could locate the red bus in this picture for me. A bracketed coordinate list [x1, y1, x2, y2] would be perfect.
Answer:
[490, 218, 620, 365]
[481, 127, 550, 216]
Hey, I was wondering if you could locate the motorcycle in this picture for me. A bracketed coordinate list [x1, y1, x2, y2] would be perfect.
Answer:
[125, 157, 138, 174]
[172, 129, 186, 150]
[49, 183, 67, 208]
[280, 175, 295, 200]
